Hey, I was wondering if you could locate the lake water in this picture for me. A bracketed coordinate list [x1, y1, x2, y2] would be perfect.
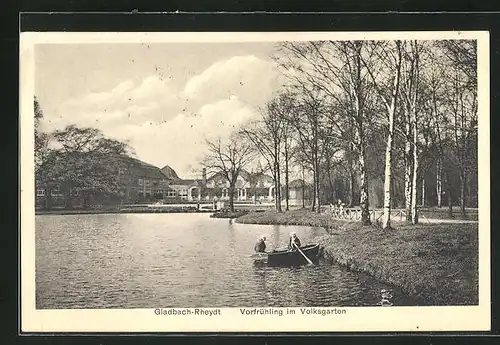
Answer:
[35, 213, 421, 309]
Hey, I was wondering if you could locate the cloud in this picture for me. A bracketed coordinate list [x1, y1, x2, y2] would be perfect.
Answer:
[41, 55, 279, 177]
[123, 98, 256, 176]
[42, 76, 180, 133]
[183, 55, 279, 106]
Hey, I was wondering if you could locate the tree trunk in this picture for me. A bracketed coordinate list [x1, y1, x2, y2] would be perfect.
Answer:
[326, 156, 334, 204]
[466, 178, 471, 207]
[311, 170, 316, 212]
[346, 148, 355, 207]
[381, 40, 401, 229]
[382, 127, 394, 229]
[285, 146, 290, 211]
[44, 186, 53, 210]
[404, 140, 413, 222]
[411, 140, 419, 224]
[460, 172, 466, 218]
[421, 176, 425, 206]
[228, 185, 235, 212]
[302, 166, 306, 209]
[349, 172, 355, 207]
[315, 164, 321, 214]
[313, 115, 321, 214]
[276, 170, 282, 213]
[447, 173, 453, 218]
[358, 144, 371, 225]
[436, 158, 442, 208]
[274, 142, 282, 212]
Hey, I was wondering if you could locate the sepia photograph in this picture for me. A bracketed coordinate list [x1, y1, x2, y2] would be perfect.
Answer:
[20, 31, 490, 332]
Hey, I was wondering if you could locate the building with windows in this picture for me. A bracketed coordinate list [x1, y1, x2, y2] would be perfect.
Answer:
[35, 155, 307, 209]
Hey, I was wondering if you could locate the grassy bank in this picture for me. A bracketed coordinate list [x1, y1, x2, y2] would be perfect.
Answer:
[210, 210, 250, 219]
[236, 209, 478, 305]
[237, 208, 350, 229]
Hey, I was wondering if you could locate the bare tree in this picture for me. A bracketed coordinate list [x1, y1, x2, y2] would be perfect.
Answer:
[240, 93, 295, 212]
[399, 40, 423, 224]
[360, 40, 403, 229]
[284, 86, 332, 213]
[282, 127, 295, 211]
[274, 39, 477, 225]
[423, 41, 478, 216]
[202, 135, 254, 212]
[276, 41, 375, 223]
[438, 40, 477, 88]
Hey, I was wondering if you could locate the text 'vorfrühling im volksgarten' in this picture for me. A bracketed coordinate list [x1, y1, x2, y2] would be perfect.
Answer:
[239, 308, 347, 316]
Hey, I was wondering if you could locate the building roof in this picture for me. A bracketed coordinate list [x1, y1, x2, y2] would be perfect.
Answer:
[122, 156, 166, 180]
[160, 165, 180, 180]
[247, 171, 274, 185]
[206, 169, 274, 187]
[178, 179, 200, 186]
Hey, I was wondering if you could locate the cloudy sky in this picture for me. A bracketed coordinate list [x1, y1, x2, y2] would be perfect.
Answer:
[35, 42, 283, 178]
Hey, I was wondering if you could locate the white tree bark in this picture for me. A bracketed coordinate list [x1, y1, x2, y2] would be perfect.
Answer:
[421, 176, 425, 206]
[404, 125, 413, 222]
[410, 117, 419, 224]
[381, 41, 403, 230]
[381, 119, 394, 229]
[436, 158, 442, 207]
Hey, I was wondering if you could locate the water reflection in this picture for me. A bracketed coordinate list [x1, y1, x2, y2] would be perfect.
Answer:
[36, 213, 422, 309]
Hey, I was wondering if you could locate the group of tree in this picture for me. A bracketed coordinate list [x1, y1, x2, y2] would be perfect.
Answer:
[203, 39, 478, 228]
[34, 97, 133, 209]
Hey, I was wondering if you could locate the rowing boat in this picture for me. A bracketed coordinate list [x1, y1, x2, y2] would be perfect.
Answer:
[251, 244, 320, 266]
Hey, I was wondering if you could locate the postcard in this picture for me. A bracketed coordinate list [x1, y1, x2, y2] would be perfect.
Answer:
[20, 30, 490, 332]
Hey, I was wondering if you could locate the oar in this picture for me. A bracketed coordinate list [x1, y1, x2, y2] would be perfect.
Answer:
[293, 242, 314, 265]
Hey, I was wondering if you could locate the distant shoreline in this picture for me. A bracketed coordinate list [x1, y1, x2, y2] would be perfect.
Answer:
[35, 208, 214, 216]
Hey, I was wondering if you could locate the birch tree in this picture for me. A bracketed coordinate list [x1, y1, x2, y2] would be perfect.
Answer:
[276, 41, 375, 224]
[360, 40, 403, 229]
[399, 40, 423, 224]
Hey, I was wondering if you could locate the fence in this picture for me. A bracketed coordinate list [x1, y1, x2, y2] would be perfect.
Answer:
[327, 207, 419, 223]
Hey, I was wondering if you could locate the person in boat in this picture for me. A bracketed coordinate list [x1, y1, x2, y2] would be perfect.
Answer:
[288, 232, 301, 250]
[254, 236, 267, 253]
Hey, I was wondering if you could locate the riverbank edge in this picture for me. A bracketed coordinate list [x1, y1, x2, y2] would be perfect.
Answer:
[35, 209, 214, 216]
[236, 210, 478, 306]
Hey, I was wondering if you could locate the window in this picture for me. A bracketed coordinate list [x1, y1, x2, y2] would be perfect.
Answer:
[138, 178, 143, 186]
[51, 188, 62, 196]
[36, 189, 45, 197]
[145, 179, 150, 186]
[167, 191, 176, 197]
